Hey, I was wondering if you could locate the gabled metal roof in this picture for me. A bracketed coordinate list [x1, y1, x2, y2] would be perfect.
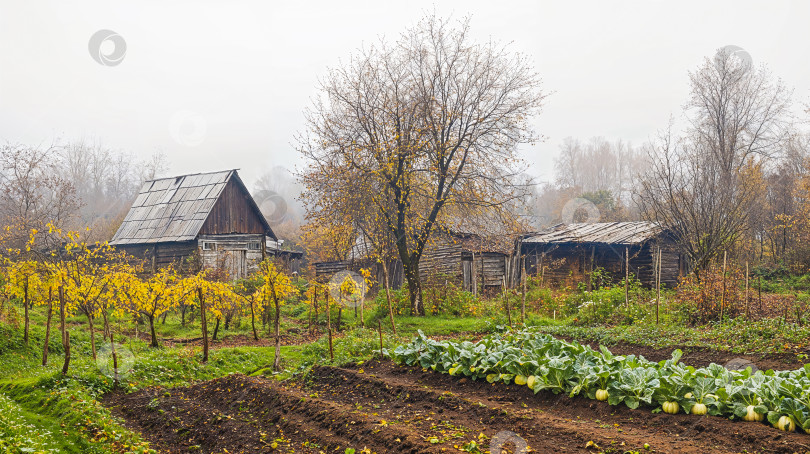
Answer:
[523, 222, 663, 246]
[111, 170, 270, 245]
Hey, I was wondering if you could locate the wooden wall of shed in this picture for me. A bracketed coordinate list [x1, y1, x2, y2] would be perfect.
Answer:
[313, 240, 513, 293]
[199, 179, 268, 236]
[197, 234, 265, 279]
[114, 241, 199, 273]
[522, 240, 682, 288]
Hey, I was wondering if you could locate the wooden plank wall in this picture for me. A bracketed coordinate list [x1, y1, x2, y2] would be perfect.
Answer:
[522, 240, 682, 288]
[197, 234, 265, 279]
[199, 179, 267, 235]
[114, 241, 199, 273]
[313, 241, 513, 292]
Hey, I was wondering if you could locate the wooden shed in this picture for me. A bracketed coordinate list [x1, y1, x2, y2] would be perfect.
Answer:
[110, 170, 276, 279]
[520, 222, 684, 288]
[313, 230, 518, 293]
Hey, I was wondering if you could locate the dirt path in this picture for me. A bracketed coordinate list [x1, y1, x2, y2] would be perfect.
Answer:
[105, 360, 810, 454]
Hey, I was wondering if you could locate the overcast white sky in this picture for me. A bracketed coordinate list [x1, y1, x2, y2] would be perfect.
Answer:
[1, 0, 808, 188]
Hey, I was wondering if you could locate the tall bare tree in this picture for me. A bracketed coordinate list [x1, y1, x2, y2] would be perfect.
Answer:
[299, 15, 545, 315]
[0, 143, 79, 250]
[638, 48, 791, 275]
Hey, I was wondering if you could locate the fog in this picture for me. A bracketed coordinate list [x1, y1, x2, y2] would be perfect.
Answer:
[1, 0, 808, 189]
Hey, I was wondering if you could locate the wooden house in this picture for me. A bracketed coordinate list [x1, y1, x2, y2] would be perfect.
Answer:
[110, 170, 276, 279]
[519, 222, 684, 288]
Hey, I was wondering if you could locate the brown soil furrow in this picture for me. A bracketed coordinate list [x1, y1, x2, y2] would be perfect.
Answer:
[106, 374, 441, 453]
[314, 361, 810, 454]
[105, 361, 810, 454]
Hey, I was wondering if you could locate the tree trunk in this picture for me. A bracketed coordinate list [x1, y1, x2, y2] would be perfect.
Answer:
[23, 278, 29, 347]
[61, 331, 71, 375]
[403, 258, 424, 316]
[337, 306, 343, 331]
[212, 317, 221, 341]
[147, 314, 159, 348]
[273, 296, 281, 371]
[42, 297, 53, 366]
[86, 310, 97, 360]
[59, 286, 70, 375]
[181, 304, 187, 327]
[59, 285, 66, 342]
[198, 287, 209, 363]
[250, 298, 259, 341]
[161, 312, 169, 325]
[381, 259, 397, 334]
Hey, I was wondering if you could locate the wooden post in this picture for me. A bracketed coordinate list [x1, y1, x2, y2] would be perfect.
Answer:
[758, 275, 763, 311]
[540, 250, 546, 287]
[42, 289, 53, 367]
[503, 276, 513, 329]
[111, 334, 119, 388]
[360, 294, 365, 328]
[471, 252, 477, 297]
[313, 286, 319, 332]
[720, 251, 727, 321]
[480, 252, 487, 296]
[521, 256, 527, 325]
[328, 325, 334, 361]
[655, 247, 661, 325]
[624, 247, 629, 307]
[59, 285, 69, 375]
[587, 245, 595, 292]
[378, 319, 384, 360]
[198, 287, 209, 363]
[745, 262, 750, 319]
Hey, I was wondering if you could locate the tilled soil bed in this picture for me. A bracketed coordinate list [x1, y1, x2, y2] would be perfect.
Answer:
[104, 360, 810, 454]
[565, 339, 806, 372]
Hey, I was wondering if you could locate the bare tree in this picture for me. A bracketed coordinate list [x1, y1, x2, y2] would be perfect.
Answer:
[299, 14, 545, 314]
[0, 143, 79, 249]
[638, 48, 791, 275]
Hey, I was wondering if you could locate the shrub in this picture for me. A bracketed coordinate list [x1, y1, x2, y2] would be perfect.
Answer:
[676, 264, 746, 324]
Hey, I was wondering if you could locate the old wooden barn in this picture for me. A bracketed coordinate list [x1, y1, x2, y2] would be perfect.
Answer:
[519, 222, 684, 288]
[110, 170, 276, 278]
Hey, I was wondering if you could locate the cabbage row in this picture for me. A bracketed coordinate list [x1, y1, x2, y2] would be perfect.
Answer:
[390, 329, 810, 433]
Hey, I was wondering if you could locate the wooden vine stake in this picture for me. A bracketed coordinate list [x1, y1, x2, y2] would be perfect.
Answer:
[378, 319, 384, 360]
[655, 246, 661, 325]
[327, 293, 334, 361]
[503, 276, 513, 329]
[720, 251, 728, 321]
[624, 247, 629, 307]
[521, 256, 527, 325]
[745, 261, 750, 319]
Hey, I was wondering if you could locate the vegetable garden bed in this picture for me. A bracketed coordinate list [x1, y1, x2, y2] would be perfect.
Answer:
[392, 329, 810, 437]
